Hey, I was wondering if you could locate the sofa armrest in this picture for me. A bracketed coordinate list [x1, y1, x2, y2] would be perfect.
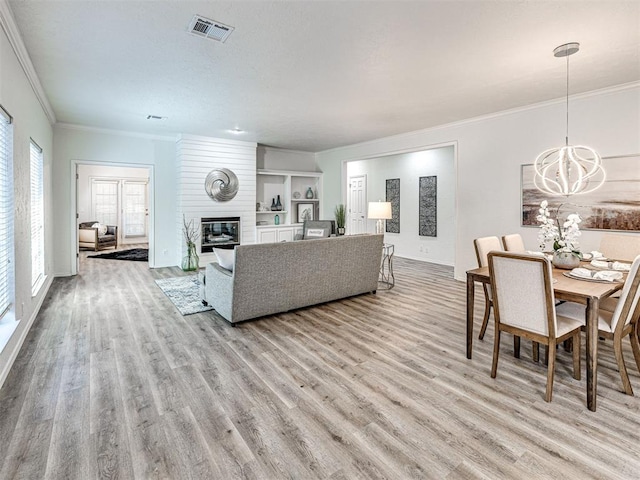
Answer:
[205, 263, 235, 322]
[78, 228, 98, 243]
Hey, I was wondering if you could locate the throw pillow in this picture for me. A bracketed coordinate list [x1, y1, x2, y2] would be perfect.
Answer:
[305, 228, 327, 238]
[92, 222, 108, 235]
[213, 248, 235, 271]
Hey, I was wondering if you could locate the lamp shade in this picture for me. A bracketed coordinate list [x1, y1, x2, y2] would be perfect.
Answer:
[368, 201, 392, 220]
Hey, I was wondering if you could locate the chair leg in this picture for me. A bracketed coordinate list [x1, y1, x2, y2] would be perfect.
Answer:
[614, 335, 633, 396]
[544, 345, 549, 366]
[532, 341, 540, 363]
[491, 327, 501, 378]
[545, 341, 556, 402]
[479, 301, 491, 340]
[513, 335, 521, 358]
[629, 326, 640, 374]
[572, 333, 581, 381]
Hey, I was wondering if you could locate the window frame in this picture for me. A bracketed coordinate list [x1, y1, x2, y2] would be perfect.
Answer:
[30, 139, 45, 295]
[0, 105, 15, 321]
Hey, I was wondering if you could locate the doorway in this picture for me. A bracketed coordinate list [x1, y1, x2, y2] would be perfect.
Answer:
[73, 162, 153, 274]
[348, 174, 367, 234]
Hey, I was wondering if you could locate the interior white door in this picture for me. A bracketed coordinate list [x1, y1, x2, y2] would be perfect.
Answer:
[122, 180, 148, 242]
[348, 175, 367, 234]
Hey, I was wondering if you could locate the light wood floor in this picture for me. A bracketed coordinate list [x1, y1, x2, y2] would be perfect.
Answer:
[1, 252, 639, 479]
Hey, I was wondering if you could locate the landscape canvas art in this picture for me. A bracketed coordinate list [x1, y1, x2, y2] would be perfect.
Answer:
[521, 154, 640, 231]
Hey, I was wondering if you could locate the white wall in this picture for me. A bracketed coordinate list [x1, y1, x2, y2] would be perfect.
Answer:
[52, 125, 177, 271]
[176, 135, 257, 266]
[347, 146, 455, 265]
[0, 21, 54, 384]
[257, 145, 319, 172]
[317, 84, 640, 280]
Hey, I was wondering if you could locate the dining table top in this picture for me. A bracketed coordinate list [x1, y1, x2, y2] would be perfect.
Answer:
[466, 263, 625, 303]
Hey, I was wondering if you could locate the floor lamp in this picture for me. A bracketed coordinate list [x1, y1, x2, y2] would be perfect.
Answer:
[368, 201, 392, 234]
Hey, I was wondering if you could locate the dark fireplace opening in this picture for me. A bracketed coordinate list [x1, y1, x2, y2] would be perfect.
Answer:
[201, 217, 240, 252]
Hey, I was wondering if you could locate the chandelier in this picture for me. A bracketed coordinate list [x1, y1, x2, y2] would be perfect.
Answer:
[533, 43, 605, 196]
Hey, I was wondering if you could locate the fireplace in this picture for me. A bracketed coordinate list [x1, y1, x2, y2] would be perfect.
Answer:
[201, 217, 240, 252]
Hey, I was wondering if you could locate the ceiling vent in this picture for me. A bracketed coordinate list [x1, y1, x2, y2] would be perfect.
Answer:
[188, 15, 234, 43]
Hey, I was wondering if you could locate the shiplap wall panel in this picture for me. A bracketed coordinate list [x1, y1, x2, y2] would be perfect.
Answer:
[176, 135, 257, 265]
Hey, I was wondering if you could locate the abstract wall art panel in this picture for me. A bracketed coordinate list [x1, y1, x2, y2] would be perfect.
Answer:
[385, 178, 400, 233]
[419, 176, 437, 237]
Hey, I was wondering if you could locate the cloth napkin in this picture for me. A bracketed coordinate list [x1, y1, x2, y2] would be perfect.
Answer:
[590, 260, 631, 271]
[570, 268, 623, 282]
[591, 251, 606, 259]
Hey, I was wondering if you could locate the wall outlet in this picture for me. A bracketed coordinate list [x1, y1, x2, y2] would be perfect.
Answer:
[423, 247, 428, 254]
[163, 249, 168, 255]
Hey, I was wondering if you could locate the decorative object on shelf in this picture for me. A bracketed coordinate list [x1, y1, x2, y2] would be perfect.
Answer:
[297, 203, 315, 223]
[368, 201, 392, 235]
[275, 194, 283, 211]
[270, 198, 277, 210]
[386, 178, 400, 234]
[533, 43, 605, 197]
[257, 220, 268, 226]
[521, 154, 640, 231]
[419, 176, 437, 237]
[536, 200, 583, 269]
[257, 201, 270, 212]
[334, 204, 346, 235]
[274, 214, 280, 225]
[305, 187, 314, 199]
[205, 168, 239, 202]
[293, 191, 301, 199]
[182, 215, 200, 271]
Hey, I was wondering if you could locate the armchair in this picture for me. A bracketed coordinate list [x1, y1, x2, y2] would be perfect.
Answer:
[79, 221, 118, 251]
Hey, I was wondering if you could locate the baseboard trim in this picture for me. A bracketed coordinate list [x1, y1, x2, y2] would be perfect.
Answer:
[0, 274, 54, 390]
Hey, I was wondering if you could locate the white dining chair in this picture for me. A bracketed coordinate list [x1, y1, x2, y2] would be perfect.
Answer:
[474, 236, 503, 340]
[557, 254, 640, 395]
[599, 233, 640, 262]
[488, 251, 582, 402]
[502, 234, 526, 252]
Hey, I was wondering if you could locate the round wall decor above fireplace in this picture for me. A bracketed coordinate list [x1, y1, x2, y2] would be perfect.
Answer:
[204, 168, 239, 202]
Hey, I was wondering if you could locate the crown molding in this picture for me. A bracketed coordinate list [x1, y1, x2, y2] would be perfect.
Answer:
[318, 81, 640, 156]
[0, 0, 56, 124]
[55, 122, 178, 141]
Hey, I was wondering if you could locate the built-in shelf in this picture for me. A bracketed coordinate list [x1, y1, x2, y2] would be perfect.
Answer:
[291, 199, 319, 202]
[256, 211, 288, 214]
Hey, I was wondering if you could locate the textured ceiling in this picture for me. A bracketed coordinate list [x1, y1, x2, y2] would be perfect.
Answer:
[7, 1, 640, 152]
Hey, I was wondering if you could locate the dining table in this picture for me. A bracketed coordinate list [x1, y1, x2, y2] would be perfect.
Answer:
[466, 262, 624, 412]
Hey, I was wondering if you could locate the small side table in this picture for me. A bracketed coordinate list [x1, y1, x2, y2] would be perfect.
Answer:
[379, 243, 395, 289]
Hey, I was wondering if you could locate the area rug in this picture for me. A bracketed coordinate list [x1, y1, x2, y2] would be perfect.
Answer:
[88, 248, 148, 261]
[154, 275, 213, 316]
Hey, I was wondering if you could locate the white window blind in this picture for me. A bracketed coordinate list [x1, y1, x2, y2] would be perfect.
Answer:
[30, 140, 44, 293]
[0, 106, 14, 318]
[92, 180, 118, 226]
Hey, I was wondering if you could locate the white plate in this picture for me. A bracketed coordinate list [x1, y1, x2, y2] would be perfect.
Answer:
[563, 271, 623, 283]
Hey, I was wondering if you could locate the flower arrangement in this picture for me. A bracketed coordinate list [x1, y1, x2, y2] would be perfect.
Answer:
[182, 215, 200, 271]
[536, 200, 582, 254]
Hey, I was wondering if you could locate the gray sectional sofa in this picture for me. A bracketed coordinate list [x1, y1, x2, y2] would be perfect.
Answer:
[205, 234, 384, 323]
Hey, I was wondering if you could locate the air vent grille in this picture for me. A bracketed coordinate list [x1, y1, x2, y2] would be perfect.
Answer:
[188, 15, 234, 43]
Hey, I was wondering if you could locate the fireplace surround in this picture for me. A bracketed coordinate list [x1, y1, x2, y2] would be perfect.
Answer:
[201, 217, 240, 252]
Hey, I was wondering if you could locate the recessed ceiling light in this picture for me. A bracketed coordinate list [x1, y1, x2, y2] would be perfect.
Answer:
[146, 115, 167, 120]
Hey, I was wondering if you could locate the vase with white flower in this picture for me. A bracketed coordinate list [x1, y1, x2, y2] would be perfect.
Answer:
[181, 215, 200, 272]
[536, 200, 583, 269]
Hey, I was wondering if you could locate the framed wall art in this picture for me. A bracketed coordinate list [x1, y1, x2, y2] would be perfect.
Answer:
[521, 154, 640, 231]
[385, 178, 400, 233]
[419, 176, 437, 237]
[297, 203, 315, 223]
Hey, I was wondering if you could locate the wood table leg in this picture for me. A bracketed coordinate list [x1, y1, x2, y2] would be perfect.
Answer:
[467, 274, 475, 359]
[586, 296, 599, 411]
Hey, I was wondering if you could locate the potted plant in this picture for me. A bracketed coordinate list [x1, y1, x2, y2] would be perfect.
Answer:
[334, 204, 346, 235]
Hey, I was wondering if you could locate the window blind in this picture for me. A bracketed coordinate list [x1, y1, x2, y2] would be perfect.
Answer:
[0, 106, 14, 318]
[30, 140, 44, 292]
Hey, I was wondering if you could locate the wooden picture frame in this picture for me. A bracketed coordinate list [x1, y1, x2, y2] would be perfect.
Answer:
[521, 154, 640, 231]
[297, 203, 315, 223]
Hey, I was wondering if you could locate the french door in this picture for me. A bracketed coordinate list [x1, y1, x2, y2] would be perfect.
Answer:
[91, 179, 149, 243]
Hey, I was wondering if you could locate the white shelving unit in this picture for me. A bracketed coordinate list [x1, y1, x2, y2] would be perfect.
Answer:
[256, 169, 323, 243]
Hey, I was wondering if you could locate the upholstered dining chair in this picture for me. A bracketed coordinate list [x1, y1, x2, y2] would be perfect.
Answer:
[557, 254, 640, 395]
[488, 252, 582, 402]
[599, 233, 640, 262]
[474, 236, 503, 340]
[502, 234, 526, 252]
